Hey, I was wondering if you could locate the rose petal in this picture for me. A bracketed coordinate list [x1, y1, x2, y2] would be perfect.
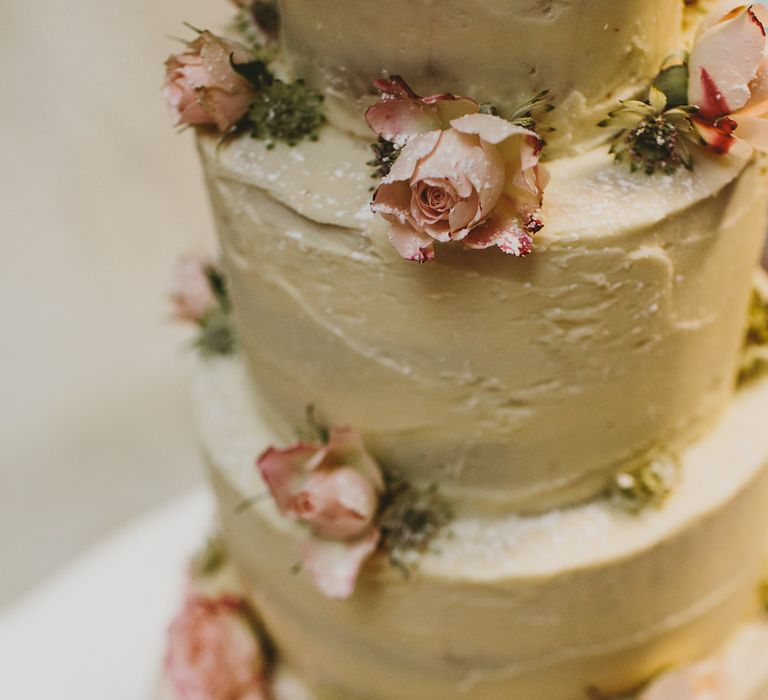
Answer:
[297, 467, 378, 540]
[256, 443, 324, 512]
[371, 180, 413, 225]
[384, 131, 441, 184]
[738, 55, 768, 116]
[323, 427, 385, 491]
[197, 31, 254, 93]
[365, 99, 444, 144]
[688, 5, 767, 118]
[735, 113, 768, 149]
[694, 116, 738, 154]
[462, 204, 535, 257]
[366, 76, 478, 143]
[196, 87, 255, 132]
[450, 112, 540, 145]
[388, 221, 436, 263]
[300, 529, 380, 600]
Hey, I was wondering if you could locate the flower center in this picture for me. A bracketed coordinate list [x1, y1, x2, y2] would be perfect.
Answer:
[416, 181, 456, 219]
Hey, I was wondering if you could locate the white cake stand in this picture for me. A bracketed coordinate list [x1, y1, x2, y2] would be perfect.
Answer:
[0, 490, 212, 700]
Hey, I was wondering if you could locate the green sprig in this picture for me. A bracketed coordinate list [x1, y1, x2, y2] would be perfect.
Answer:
[190, 536, 227, 578]
[247, 78, 326, 148]
[368, 137, 401, 179]
[378, 471, 453, 576]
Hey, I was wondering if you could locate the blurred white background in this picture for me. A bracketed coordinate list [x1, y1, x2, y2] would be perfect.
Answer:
[0, 0, 232, 607]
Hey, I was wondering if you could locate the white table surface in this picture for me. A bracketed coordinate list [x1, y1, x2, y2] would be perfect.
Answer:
[0, 490, 212, 700]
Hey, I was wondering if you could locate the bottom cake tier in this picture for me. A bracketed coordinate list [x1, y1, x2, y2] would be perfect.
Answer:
[157, 560, 768, 700]
[169, 357, 768, 699]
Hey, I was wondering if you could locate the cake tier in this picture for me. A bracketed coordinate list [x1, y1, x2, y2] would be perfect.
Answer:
[158, 604, 768, 700]
[199, 125, 768, 515]
[276, 0, 693, 154]
[193, 357, 768, 700]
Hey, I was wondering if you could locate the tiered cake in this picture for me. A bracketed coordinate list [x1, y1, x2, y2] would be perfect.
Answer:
[160, 1, 768, 698]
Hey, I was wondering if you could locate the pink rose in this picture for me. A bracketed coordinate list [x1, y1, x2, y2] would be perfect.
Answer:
[291, 467, 379, 540]
[164, 31, 257, 132]
[688, 4, 768, 152]
[170, 255, 218, 323]
[639, 660, 726, 700]
[366, 76, 548, 262]
[257, 427, 384, 599]
[165, 595, 269, 700]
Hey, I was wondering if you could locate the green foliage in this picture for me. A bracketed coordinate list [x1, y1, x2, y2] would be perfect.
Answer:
[653, 63, 689, 109]
[367, 137, 401, 179]
[247, 78, 326, 148]
[190, 536, 227, 578]
[196, 308, 236, 357]
[600, 88, 699, 175]
[378, 471, 453, 576]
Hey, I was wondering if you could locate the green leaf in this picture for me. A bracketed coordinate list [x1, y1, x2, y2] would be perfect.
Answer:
[196, 308, 236, 357]
[654, 63, 689, 109]
[229, 56, 273, 91]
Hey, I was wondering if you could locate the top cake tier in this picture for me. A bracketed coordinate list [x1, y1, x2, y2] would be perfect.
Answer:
[277, 0, 687, 153]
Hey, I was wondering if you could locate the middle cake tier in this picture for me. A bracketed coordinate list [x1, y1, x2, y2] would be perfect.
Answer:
[193, 357, 768, 700]
[199, 127, 767, 514]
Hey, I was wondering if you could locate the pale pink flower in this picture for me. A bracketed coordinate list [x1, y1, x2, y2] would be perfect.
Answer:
[688, 3, 768, 152]
[366, 76, 548, 262]
[639, 660, 726, 700]
[165, 595, 269, 700]
[165, 31, 257, 132]
[170, 255, 217, 323]
[256, 427, 384, 600]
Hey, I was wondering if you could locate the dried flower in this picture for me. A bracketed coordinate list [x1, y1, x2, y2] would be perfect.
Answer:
[378, 471, 453, 576]
[247, 78, 326, 148]
[608, 453, 680, 514]
[367, 136, 401, 179]
[600, 87, 700, 175]
[170, 257, 236, 357]
[738, 287, 768, 386]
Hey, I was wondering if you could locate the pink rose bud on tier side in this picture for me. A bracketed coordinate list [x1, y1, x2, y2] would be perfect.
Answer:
[688, 3, 768, 152]
[170, 255, 218, 323]
[165, 594, 270, 700]
[257, 426, 384, 599]
[164, 31, 257, 132]
[366, 76, 548, 262]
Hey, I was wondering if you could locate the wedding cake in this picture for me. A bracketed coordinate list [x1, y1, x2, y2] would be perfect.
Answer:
[158, 1, 768, 698]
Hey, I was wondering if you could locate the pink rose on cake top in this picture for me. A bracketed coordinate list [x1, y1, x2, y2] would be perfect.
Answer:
[366, 76, 548, 263]
[257, 426, 384, 600]
[689, 3, 768, 152]
[165, 594, 270, 700]
[164, 30, 257, 132]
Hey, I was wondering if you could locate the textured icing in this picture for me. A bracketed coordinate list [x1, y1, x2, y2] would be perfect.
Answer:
[275, 0, 689, 154]
[192, 357, 768, 700]
[198, 128, 768, 514]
